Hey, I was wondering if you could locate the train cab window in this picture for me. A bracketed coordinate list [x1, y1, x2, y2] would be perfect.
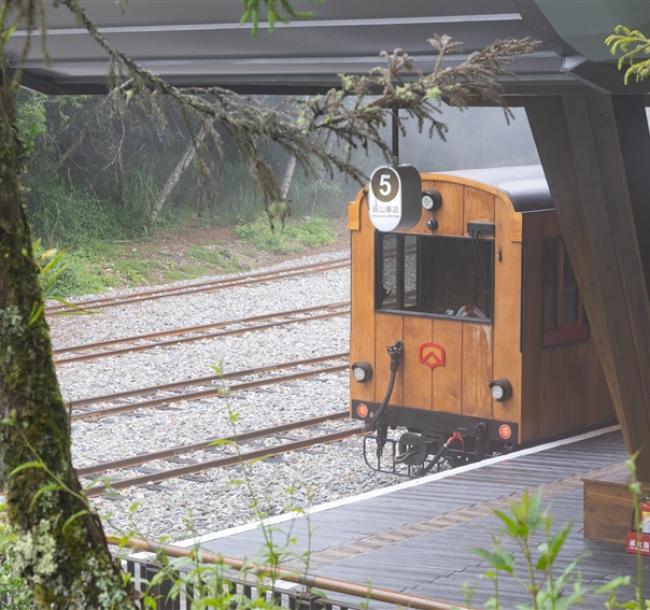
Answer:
[542, 239, 589, 347]
[375, 232, 493, 322]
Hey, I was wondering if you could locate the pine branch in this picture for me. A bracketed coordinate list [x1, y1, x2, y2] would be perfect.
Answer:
[58, 0, 538, 212]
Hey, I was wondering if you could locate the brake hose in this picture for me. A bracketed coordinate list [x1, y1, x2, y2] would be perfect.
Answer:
[419, 431, 464, 475]
[365, 341, 404, 458]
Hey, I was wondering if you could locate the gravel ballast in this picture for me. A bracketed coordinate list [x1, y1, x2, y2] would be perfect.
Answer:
[51, 251, 403, 543]
[58, 315, 349, 400]
[49, 253, 349, 348]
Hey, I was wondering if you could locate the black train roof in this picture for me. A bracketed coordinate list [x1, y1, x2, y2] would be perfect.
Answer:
[441, 164, 552, 213]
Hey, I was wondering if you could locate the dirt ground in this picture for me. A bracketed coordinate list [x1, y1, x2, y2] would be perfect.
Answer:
[135, 217, 349, 273]
[71, 216, 351, 296]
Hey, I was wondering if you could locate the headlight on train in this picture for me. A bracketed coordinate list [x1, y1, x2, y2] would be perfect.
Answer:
[351, 361, 373, 383]
[421, 189, 442, 211]
[489, 379, 512, 401]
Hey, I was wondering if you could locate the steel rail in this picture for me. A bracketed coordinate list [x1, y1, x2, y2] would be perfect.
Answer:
[77, 411, 348, 477]
[71, 357, 350, 421]
[107, 537, 468, 610]
[69, 351, 350, 408]
[72, 364, 348, 421]
[48, 257, 348, 312]
[53, 301, 350, 364]
[86, 427, 362, 495]
[47, 257, 349, 314]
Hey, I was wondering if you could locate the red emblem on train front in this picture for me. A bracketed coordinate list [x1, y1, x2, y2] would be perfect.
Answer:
[419, 342, 446, 370]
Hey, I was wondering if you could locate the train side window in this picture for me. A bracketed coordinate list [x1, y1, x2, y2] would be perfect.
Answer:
[375, 232, 493, 322]
[541, 238, 589, 347]
[378, 233, 399, 309]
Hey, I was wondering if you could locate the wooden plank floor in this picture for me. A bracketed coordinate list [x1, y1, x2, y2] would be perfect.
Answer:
[199, 430, 649, 608]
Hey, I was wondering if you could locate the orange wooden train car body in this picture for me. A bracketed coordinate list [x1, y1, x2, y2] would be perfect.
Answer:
[348, 166, 614, 469]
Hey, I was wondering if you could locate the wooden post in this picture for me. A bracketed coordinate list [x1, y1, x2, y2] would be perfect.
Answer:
[525, 95, 650, 482]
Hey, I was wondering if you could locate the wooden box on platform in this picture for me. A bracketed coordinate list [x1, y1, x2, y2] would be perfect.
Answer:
[583, 463, 650, 545]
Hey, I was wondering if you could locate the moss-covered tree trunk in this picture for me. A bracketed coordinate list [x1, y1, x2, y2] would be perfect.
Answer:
[0, 68, 138, 609]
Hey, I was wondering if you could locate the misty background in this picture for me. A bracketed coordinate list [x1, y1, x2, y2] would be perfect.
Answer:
[20, 92, 540, 241]
[17, 90, 543, 295]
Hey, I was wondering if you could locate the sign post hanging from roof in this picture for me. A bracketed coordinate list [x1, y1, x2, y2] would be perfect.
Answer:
[368, 164, 421, 232]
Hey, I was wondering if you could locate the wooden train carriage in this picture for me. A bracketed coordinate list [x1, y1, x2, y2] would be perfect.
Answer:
[348, 165, 615, 471]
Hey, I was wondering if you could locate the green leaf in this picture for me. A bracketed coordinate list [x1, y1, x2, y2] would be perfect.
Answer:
[30, 483, 65, 509]
[0, 23, 16, 46]
[474, 547, 514, 574]
[28, 303, 44, 327]
[9, 460, 45, 477]
[62, 509, 91, 533]
[143, 596, 158, 610]
[483, 568, 497, 581]
[536, 524, 570, 570]
[240, 0, 319, 35]
[595, 575, 630, 594]
[493, 509, 519, 537]
[208, 438, 232, 447]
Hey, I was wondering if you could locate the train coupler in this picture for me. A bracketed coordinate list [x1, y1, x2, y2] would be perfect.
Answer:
[362, 428, 486, 477]
[396, 432, 429, 466]
[362, 432, 439, 477]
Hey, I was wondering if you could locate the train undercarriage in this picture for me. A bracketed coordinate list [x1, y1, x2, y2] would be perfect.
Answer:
[353, 401, 517, 477]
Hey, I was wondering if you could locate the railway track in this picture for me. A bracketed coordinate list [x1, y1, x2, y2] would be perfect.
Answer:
[84, 420, 362, 496]
[69, 352, 350, 420]
[47, 256, 349, 315]
[78, 411, 349, 477]
[53, 301, 350, 365]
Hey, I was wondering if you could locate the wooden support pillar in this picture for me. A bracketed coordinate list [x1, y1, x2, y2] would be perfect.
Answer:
[525, 95, 650, 482]
[610, 97, 650, 298]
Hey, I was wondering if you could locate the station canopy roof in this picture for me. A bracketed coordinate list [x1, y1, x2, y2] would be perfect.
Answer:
[8, 0, 650, 96]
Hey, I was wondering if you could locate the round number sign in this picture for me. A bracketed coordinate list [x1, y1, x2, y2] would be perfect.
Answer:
[370, 167, 399, 202]
[368, 164, 421, 232]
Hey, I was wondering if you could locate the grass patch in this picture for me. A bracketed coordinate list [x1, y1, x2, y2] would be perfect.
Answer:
[188, 245, 242, 272]
[51, 248, 118, 297]
[40, 217, 339, 298]
[25, 176, 146, 249]
[161, 265, 207, 283]
[47, 240, 249, 297]
[48, 246, 156, 297]
[234, 217, 336, 254]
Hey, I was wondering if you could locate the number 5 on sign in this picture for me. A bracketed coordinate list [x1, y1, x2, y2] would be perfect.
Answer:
[379, 172, 394, 197]
[368, 165, 421, 232]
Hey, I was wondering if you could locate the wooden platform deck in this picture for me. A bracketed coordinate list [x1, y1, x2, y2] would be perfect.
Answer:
[190, 428, 650, 608]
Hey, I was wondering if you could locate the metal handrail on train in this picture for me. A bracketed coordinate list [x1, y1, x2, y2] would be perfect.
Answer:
[110, 536, 470, 610]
